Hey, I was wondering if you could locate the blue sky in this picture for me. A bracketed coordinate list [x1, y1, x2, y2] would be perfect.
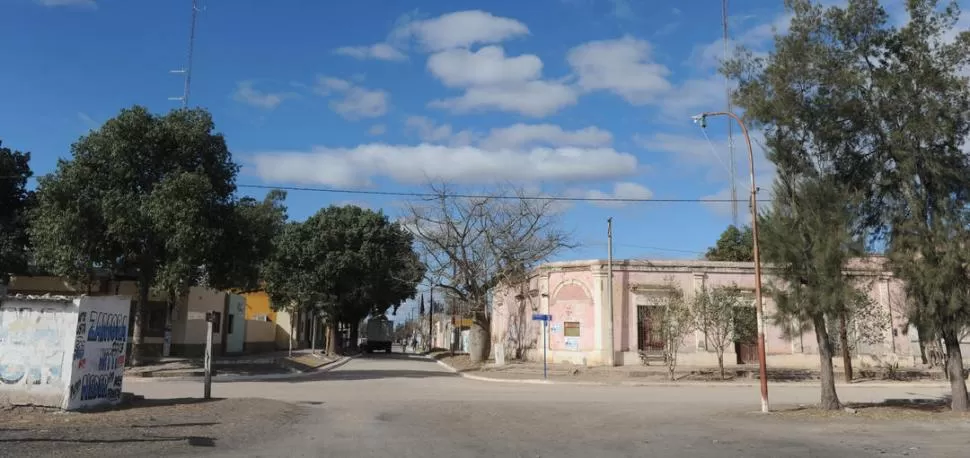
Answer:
[4, 0, 960, 279]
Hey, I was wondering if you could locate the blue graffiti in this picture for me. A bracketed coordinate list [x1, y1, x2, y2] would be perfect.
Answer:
[86, 311, 128, 342]
[97, 348, 120, 372]
[79, 374, 111, 401]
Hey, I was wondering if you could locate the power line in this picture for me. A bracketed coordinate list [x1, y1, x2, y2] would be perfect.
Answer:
[0, 177, 761, 203]
[235, 183, 747, 203]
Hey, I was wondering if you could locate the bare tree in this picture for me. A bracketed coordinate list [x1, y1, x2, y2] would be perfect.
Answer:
[657, 281, 693, 381]
[694, 283, 743, 380]
[404, 183, 572, 363]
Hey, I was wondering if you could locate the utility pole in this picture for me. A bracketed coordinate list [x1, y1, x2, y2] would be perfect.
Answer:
[694, 111, 769, 413]
[169, 0, 201, 107]
[606, 217, 616, 367]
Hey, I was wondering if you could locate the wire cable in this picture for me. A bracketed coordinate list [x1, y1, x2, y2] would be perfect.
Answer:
[235, 183, 746, 203]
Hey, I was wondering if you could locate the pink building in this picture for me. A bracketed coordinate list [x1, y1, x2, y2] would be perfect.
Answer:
[491, 258, 922, 369]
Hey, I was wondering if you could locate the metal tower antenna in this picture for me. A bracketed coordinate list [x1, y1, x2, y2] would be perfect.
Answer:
[169, 0, 201, 108]
[723, 0, 739, 226]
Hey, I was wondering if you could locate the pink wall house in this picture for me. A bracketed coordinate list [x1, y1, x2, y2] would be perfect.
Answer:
[492, 258, 924, 369]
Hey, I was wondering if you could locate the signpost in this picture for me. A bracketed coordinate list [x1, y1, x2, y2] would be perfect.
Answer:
[532, 313, 551, 380]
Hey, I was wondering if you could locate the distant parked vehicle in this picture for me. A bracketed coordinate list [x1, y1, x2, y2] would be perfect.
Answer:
[362, 317, 394, 353]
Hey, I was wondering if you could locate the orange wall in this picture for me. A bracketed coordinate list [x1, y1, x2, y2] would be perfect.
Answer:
[242, 291, 276, 322]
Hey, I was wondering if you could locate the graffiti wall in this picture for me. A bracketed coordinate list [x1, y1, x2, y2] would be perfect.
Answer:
[0, 298, 77, 406]
[0, 295, 131, 410]
[65, 296, 130, 410]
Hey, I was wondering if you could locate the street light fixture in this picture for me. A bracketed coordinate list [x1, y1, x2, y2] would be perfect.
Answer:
[694, 111, 770, 413]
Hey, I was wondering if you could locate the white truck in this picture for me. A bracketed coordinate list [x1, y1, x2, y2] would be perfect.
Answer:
[362, 317, 394, 353]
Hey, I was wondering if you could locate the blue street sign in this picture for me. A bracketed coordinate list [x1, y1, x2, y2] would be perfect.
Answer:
[531, 313, 551, 321]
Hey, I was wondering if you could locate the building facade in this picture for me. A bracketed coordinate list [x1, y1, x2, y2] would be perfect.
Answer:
[491, 258, 934, 369]
[4, 276, 301, 359]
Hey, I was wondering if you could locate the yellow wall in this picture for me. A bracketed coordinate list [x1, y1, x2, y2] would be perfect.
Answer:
[242, 291, 276, 322]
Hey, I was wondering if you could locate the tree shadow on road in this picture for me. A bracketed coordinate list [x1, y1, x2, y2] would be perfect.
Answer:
[357, 352, 437, 361]
[0, 435, 216, 446]
[771, 395, 970, 419]
[265, 369, 459, 383]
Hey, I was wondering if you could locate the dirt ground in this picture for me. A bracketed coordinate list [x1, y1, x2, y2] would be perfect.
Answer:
[0, 397, 307, 457]
[432, 352, 954, 385]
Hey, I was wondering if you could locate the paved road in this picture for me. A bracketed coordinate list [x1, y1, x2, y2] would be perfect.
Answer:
[119, 348, 969, 457]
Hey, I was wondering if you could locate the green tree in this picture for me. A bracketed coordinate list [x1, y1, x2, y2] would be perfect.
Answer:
[29, 106, 242, 365]
[263, 205, 424, 356]
[727, 0, 970, 410]
[759, 174, 863, 410]
[0, 141, 34, 284]
[704, 225, 753, 262]
[656, 280, 693, 381]
[694, 283, 745, 379]
[206, 189, 288, 292]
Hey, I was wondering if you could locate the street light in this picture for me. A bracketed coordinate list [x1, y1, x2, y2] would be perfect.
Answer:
[694, 111, 770, 413]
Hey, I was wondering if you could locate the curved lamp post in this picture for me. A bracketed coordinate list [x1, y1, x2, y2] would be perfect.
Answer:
[693, 111, 769, 413]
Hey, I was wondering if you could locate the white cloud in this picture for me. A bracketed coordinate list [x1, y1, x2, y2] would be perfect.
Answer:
[427, 46, 542, 87]
[233, 81, 294, 110]
[313, 77, 389, 120]
[576, 182, 653, 207]
[368, 124, 387, 136]
[658, 75, 733, 122]
[404, 117, 611, 151]
[35, 0, 95, 7]
[431, 80, 578, 118]
[396, 10, 530, 51]
[334, 43, 407, 62]
[249, 143, 639, 188]
[480, 124, 612, 150]
[425, 44, 577, 117]
[689, 12, 793, 71]
[567, 36, 672, 104]
[404, 116, 476, 146]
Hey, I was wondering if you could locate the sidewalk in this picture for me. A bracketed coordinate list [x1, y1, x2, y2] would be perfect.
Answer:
[126, 349, 340, 378]
[431, 352, 952, 386]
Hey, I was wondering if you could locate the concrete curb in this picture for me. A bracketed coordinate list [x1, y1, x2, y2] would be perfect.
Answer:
[434, 359, 952, 389]
[126, 354, 356, 383]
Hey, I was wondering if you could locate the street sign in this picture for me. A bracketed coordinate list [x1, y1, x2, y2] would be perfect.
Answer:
[531, 313, 551, 321]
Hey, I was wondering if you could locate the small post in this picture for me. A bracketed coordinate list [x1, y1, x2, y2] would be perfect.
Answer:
[607, 217, 615, 367]
[204, 312, 214, 400]
[429, 286, 434, 352]
[543, 320, 548, 380]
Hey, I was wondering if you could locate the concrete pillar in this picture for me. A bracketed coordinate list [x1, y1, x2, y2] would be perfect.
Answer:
[691, 272, 707, 352]
[591, 263, 609, 365]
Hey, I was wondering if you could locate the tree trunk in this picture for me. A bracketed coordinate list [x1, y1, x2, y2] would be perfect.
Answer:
[917, 321, 930, 365]
[812, 313, 841, 410]
[942, 330, 969, 411]
[129, 274, 150, 367]
[310, 317, 317, 354]
[839, 310, 853, 383]
[467, 311, 490, 363]
[326, 321, 337, 357]
[717, 353, 725, 380]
